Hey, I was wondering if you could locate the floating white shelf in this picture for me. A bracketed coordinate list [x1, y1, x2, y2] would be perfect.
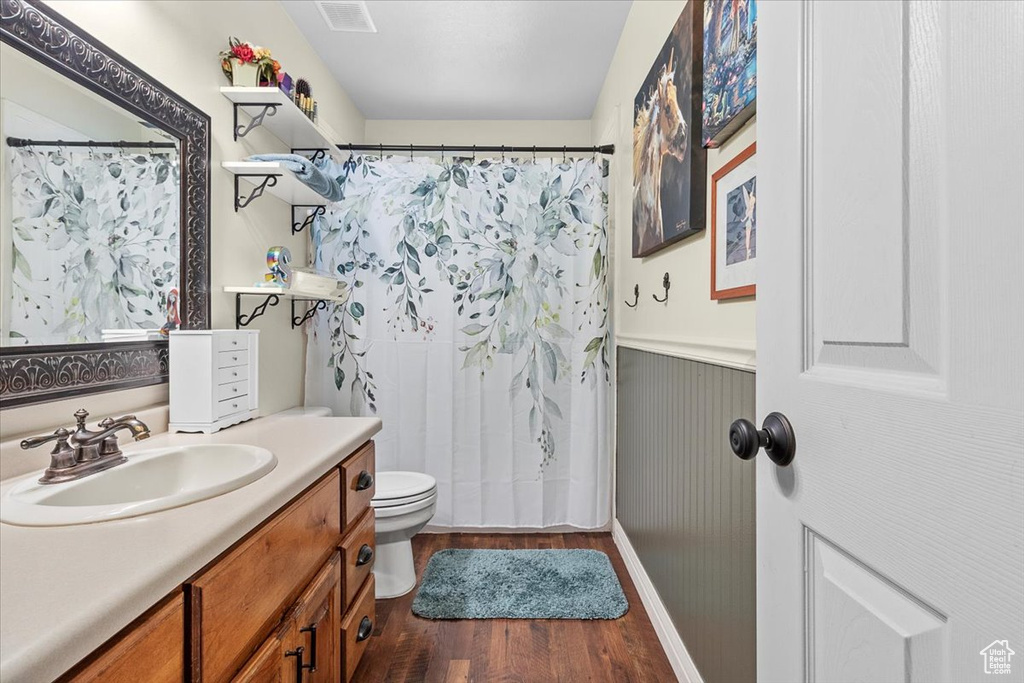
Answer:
[224, 285, 348, 303]
[221, 86, 341, 158]
[221, 161, 325, 208]
[225, 285, 349, 329]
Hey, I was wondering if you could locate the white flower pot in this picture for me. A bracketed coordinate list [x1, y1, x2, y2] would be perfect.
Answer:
[230, 59, 259, 87]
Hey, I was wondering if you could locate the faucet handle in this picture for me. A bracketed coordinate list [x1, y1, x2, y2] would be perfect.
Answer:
[22, 428, 77, 479]
[74, 408, 89, 429]
[21, 428, 71, 450]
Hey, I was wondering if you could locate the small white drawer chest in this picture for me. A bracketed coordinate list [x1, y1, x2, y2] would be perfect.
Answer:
[169, 330, 259, 433]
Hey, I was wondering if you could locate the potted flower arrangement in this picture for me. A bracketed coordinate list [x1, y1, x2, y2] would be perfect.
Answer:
[220, 37, 281, 87]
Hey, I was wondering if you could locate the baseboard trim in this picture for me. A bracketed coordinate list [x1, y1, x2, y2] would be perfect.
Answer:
[615, 333, 756, 371]
[612, 519, 704, 683]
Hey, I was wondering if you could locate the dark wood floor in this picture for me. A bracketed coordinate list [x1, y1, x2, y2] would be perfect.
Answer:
[352, 532, 676, 682]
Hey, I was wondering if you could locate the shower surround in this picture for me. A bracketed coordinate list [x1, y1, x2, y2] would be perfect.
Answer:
[306, 154, 610, 528]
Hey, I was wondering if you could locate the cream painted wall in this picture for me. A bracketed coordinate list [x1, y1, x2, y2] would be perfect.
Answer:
[0, 1, 365, 458]
[592, 0, 756, 370]
[364, 119, 591, 151]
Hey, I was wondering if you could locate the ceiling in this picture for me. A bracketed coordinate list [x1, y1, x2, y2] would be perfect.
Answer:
[282, 0, 632, 120]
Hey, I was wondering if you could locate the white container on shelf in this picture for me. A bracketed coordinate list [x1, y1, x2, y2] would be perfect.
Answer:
[169, 330, 259, 434]
[290, 268, 344, 297]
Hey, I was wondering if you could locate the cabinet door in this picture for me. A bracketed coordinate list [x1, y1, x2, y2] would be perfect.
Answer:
[230, 623, 289, 683]
[66, 593, 183, 683]
[285, 552, 342, 683]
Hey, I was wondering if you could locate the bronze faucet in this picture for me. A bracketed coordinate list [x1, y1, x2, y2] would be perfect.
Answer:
[21, 409, 151, 484]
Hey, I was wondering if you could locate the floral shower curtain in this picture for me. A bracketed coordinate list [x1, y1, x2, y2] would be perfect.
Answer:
[305, 154, 611, 528]
[7, 147, 179, 345]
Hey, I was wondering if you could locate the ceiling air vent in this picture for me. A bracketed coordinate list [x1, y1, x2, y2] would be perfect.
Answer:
[314, 0, 377, 33]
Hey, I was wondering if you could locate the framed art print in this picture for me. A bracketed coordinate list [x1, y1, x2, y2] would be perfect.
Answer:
[702, 0, 757, 148]
[711, 141, 756, 299]
[632, 0, 706, 258]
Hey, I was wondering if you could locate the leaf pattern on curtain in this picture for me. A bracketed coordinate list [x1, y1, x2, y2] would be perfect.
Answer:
[311, 155, 609, 467]
[8, 147, 180, 345]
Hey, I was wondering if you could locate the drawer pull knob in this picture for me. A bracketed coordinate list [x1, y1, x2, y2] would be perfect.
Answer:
[300, 623, 318, 672]
[356, 544, 374, 566]
[232, 387, 239, 393]
[232, 371, 238, 377]
[284, 646, 305, 683]
[356, 616, 373, 642]
[355, 470, 374, 491]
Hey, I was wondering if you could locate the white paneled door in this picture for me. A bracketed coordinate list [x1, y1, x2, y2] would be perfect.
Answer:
[756, 2, 1023, 682]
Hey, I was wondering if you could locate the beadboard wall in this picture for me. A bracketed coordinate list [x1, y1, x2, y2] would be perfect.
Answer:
[616, 348, 756, 683]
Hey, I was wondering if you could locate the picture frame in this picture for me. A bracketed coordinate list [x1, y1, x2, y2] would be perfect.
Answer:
[711, 141, 756, 300]
[632, 0, 706, 258]
[702, 0, 757, 148]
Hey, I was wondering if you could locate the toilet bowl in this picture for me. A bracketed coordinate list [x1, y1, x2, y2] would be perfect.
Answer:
[371, 471, 437, 598]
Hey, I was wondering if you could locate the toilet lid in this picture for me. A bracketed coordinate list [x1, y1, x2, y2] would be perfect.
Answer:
[372, 471, 437, 501]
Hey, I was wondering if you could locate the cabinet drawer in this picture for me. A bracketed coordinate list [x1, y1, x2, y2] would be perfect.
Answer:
[340, 574, 375, 683]
[217, 365, 246, 385]
[217, 380, 249, 402]
[340, 509, 375, 606]
[217, 350, 248, 369]
[65, 593, 184, 683]
[188, 471, 341, 683]
[215, 332, 249, 353]
[217, 396, 248, 419]
[340, 442, 375, 529]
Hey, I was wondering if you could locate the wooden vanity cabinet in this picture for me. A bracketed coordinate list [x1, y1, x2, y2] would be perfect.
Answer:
[63, 440, 377, 683]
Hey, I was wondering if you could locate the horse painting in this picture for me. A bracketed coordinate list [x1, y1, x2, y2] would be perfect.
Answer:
[632, 2, 706, 257]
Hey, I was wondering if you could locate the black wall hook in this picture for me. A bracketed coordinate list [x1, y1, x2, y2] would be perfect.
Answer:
[625, 284, 639, 308]
[653, 272, 671, 303]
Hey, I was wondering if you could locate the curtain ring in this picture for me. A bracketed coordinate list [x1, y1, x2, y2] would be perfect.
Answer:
[532, 145, 537, 162]
[379, 143, 383, 158]
[563, 145, 566, 163]
[410, 143, 414, 161]
[440, 144, 445, 163]
[501, 145, 506, 162]
[472, 144, 476, 163]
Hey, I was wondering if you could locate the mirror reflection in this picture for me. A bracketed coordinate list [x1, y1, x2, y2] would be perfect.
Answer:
[1, 42, 181, 347]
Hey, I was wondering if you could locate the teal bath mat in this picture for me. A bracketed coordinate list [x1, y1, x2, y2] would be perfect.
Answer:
[411, 549, 628, 620]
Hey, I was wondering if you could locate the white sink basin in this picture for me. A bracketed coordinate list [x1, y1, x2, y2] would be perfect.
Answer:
[0, 444, 277, 527]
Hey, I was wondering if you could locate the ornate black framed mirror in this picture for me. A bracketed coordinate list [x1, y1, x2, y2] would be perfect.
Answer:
[0, 0, 210, 408]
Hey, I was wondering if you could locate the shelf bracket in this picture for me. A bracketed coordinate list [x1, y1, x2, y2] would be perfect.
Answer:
[291, 148, 328, 164]
[234, 174, 280, 212]
[235, 293, 280, 329]
[233, 102, 279, 141]
[291, 205, 326, 234]
[291, 299, 328, 329]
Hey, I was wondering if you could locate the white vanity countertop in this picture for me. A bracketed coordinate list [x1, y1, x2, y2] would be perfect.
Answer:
[0, 414, 381, 683]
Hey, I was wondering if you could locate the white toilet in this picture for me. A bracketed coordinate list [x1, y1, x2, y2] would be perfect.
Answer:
[278, 407, 436, 598]
[371, 471, 437, 598]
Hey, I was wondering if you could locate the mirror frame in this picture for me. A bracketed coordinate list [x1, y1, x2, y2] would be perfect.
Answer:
[0, 0, 210, 408]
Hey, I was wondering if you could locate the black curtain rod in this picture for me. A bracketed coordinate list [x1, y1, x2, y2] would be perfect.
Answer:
[336, 143, 615, 155]
[5, 136, 177, 149]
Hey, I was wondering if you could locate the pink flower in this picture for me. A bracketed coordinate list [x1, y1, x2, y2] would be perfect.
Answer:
[232, 44, 254, 62]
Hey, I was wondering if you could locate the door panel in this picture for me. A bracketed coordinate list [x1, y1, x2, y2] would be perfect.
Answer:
[758, 1, 1023, 681]
[809, 1, 945, 380]
[806, 530, 948, 683]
